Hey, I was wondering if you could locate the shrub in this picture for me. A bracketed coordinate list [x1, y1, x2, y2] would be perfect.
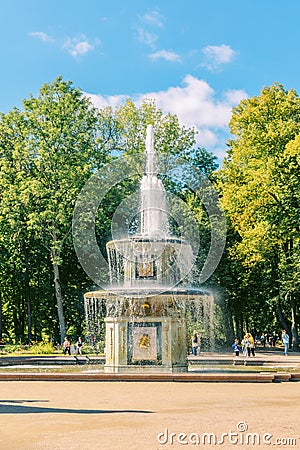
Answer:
[29, 342, 55, 354]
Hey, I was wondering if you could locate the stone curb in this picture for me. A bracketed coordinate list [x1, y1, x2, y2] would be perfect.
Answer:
[1, 354, 300, 367]
[1, 372, 299, 382]
[290, 373, 300, 381]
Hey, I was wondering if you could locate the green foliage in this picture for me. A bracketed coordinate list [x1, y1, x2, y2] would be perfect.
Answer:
[0, 342, 55, 355]
[218, 83, 300, 346]
[29, 342, 56, 354]
[0, 344, 21, 355]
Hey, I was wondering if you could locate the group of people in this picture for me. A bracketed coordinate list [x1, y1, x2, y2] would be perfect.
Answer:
[232, 333, 255, 358]
[232, 329, 290, 357]
[63, 336, 83, 355]
[259, 332, 278, 347]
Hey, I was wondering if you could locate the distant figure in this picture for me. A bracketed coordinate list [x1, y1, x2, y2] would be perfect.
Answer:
[271, 332, 277, 347]
[282, 330, 290, 356]
[77, 337, 83, 355]
[241, 337, 247, 357]
[191, 331, 201, 356]
[232, 339, 241, 357]
[63, 337, 71, 355]
[260, 333, 266, 348]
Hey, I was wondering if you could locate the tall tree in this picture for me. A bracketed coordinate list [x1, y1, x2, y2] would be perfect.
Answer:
[219, 83, 300, 348]
[21, 77, 111, 343]
[0, 78, 111, 343]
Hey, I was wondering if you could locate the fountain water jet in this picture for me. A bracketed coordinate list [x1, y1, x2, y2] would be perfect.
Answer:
[84, 125, 214, 372]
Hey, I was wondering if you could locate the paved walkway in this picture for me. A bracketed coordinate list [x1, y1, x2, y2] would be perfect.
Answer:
[0, 381, 300, 449]
[1, 347, 299, 366]
[0, 349, 300, 448]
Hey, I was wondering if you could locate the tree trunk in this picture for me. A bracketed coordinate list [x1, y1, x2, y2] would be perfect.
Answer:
[25, 249, 32, 343]
[277, 297, 290, 329]
[51, 248, 66, 344]
[0, 291, 2, 342]
[239, 313, 244, 339]
[245, 318, 250, 334]
[277, 296, 292, 345]
[281, 240, 298, 350]
[290, 295, 299, 351]
[26, 294, 32, 343]
[232, 315, 239, 338]
[224, 300, 235, 343]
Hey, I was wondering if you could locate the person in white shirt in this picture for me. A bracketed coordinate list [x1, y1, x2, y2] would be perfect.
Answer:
[282, 330, 289, 355]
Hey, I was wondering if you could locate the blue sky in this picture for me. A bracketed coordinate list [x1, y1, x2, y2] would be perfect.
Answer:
[1, 0, 299, 158]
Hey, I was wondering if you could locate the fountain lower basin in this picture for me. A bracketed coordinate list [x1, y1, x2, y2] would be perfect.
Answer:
[85, 287, 212, 373]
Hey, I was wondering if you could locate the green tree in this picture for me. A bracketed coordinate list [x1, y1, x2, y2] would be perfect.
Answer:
[22, 77, 111, 343]
[0, 108, 37, 342]
[0, 78, 111, 343]
[219, 83, 300, 348]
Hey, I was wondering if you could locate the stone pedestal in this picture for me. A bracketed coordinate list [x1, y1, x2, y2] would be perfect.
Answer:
[104, 306, 187, 373]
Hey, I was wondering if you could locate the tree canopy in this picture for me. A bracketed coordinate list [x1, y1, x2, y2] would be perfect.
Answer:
[218, 83, 300, 347]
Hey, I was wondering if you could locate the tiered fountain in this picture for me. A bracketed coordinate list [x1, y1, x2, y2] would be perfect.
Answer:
[84, 125, 212, 372]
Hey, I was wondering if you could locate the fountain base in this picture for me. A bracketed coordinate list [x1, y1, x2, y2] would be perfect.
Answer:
[104, 315, 187, 373]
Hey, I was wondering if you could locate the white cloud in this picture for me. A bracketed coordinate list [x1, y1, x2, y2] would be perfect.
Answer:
[85, 75, 247, 158]
[137, 28, 158, 50]
[136, 10, 165, 52]
[29, 31, 54, 42]
[149, 50, 181, 62]
[201, 44, 236, 71]
[224, 89, 247, 104]
[86, 93, 128, 109]
[142, 75, 241, 128]
[142, 10, 164, 28]
[144, 75, 247, 154]
[63, 35, 98, 57]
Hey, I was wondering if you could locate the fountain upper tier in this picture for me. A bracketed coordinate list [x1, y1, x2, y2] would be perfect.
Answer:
[106, 125, 195, 289]
[140, 124, 169, 237]
[107, 236, 194, 288]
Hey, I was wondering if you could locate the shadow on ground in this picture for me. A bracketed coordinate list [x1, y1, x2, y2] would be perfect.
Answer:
[0, 400, 153, 415]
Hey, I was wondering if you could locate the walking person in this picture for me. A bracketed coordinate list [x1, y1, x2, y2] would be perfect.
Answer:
[63, 337, 71, 355]
[282, 330, 290, 356]
[191, 331, 200, 356]
[76, 337, 83, 355]
[244, 333, 251, 357]
[271, 331, 277, 347]
[241, 337, 247, 358]
[232, 339, 241, 362]
[260, 333, 266, 348]
[249, 333, 255, 356]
